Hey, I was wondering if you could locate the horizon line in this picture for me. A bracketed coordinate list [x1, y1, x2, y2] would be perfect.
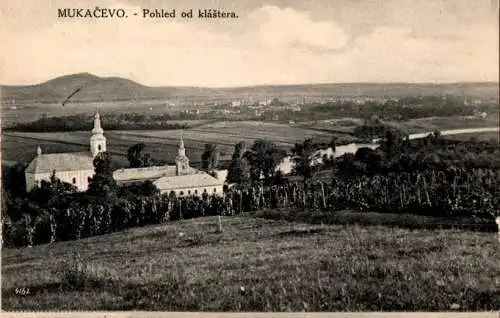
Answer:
[1, 72, 499, 89]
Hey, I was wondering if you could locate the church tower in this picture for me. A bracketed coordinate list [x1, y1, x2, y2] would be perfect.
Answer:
[175, 136, 190, 175]
[90, 112, 106, 158]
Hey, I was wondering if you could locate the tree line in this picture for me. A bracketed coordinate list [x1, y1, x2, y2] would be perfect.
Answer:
[4, 113, 188, 132]
[292, 95, 494, 122]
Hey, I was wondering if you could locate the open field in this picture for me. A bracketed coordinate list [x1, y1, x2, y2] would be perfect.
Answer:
[402, 115, 499, 134]
[295, 114, 499, 136]
[1, 121, 346, 168]
[2, 215, 499, 311]
[293, 118, 361, 135]
[1, 102, 216, 128]
[123, 121, 350, 147]
[1, 131, 201, 169]
[1, 102, 188, 127]
[443, 131, 500, 143]
[1, 115, 498, 170]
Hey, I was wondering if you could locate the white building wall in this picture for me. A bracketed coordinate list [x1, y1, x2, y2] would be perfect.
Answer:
[25, 173, 37, 192]
[158, 185, 224, 197]
[26, 169, 95, 192]
[214, 170, 228, 183]
[277, 143, 381, 175]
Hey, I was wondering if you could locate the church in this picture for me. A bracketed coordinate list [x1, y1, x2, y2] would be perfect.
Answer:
[25, 112, 106, 192]
[113, 137, 228, 196]
[25, 112, 227, 196]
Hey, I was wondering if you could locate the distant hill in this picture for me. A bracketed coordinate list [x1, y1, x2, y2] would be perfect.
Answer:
[1, 73, 498, 105]
[1, 73, 194, 104]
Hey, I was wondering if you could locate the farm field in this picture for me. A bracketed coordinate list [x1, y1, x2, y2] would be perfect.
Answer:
[1, 121, 345, 168]
[2, 215, 499, 311]
[443, 131, 499, 143]
[293, 118, 361, 135]
[2, 117, 498, 169]
[1, 101, 205, 127]
[295, 114, 499, 136]
[402, 115, 499, 134]
[1, 131, 200, 169]
[122, 121, 348, 147]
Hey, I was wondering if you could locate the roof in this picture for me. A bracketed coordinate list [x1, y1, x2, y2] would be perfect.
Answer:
[113, 165, 197, 182]
[153, 172, 223, 191]
[25, 152, 94, 174]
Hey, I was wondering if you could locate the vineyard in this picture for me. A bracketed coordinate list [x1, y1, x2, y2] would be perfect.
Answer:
[3, 166, 499, 248]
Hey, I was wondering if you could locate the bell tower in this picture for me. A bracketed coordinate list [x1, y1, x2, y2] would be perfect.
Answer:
[175, 136, 190, 175]
[90, 112, 106, 157]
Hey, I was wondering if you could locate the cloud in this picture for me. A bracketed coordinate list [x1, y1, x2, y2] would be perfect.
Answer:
[246, 5, 348, 52]
[0, 1, 498, 86]
[343, 24, 499, 82]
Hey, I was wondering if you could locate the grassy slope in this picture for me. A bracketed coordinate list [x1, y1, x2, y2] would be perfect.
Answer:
[2, 215, 499, 311]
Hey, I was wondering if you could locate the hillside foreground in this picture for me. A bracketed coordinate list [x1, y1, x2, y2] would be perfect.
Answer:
[2, 214, 499, 311]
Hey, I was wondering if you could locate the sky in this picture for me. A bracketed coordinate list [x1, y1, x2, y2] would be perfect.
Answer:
[0, 0, 498, 87]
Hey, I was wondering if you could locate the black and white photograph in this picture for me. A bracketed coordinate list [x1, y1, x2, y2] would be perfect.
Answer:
[0, 0, 499, 314]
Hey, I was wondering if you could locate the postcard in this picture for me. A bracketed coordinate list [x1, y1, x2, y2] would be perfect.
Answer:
[1, 0, 499, 315]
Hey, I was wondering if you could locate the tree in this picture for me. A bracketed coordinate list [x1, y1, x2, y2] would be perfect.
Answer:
[227, 141, 251, 185]
[380, 128, 407, 159]
[87, 152, 117, 199]
[432, 130, 442, 145]
[329, 136, 337, 153]
[291, 138, 319, 183]
[127, 143, 152, 168]
[270, 98, 282, 106]
[245, 139, 286, 184]
[2, 163, 27, 199]
[354, 147, 383, 175]
[142, 180, 160, 196]
[433, 129, 442, 139]
[28, 170, 77, 207]
[201, 143, 220, 176]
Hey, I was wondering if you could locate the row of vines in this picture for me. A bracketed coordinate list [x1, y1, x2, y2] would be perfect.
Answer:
[3, 167, 499, 248]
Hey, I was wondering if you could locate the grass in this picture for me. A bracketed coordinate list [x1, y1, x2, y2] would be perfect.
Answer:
[250, 209, 498, 232]
[2, 214, 499, 311]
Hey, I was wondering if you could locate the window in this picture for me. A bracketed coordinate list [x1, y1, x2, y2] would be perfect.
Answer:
[88, 177, 92, 183]
[72, 177, 76, 184]
[188, 190, 191, 195]
[203, 189, 207, 193]
[179, 191, 184, 196]
[194, 190, 198, 195]
[213, 188, 217, 193]
[98, 145, 102, 151]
